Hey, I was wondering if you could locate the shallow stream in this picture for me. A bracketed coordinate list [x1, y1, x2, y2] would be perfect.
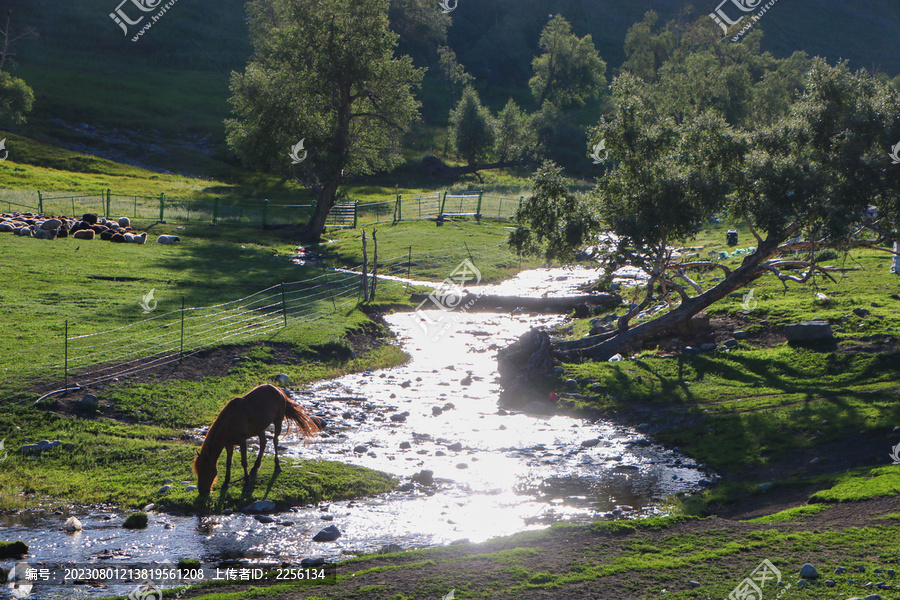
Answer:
[1, 268, 710, 599]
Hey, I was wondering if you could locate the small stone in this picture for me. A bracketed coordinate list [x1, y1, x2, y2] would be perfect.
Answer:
[835, 567, 847, 574]
[447, 442, 463, 452]
[158, 485, 172, 494]
[800, 564, 819, 579]
[242, 500, 276, 513]
[400, 380, 412, 388]
[185, 485, 197, 492]
[796, 579, 809, 588]
[580, 439, 601, 448]
[321, 514, 334, 521]
[411, 470, 434, 486]
[312, 524, 341, 542]
[733, 330, 748, 339]
[825, 579, 836, 587]
[864, 595, 884, 600]
[353, 445, 368, 453]
[399, 442, 411, 449]
[757, 482, 774, 492]
[255, 515, 276, 524]
[300, 557, 327, 568]
[455, 463, 468, 469]
[163, 478, 174, 484]
[390, 413, 407, 422]
[442, 402, 455, 411]
[432, 406, 443, 416]
[566, 379, 578, 390]
[64, 516, 83, 532]
[723, 338, 739, 348]
[689, 581, 700, 588]
[853, 307, 871, 317]
[275, 374, 290, 385]
[80, 394, 99, 411]
[700, 343, 716, 352]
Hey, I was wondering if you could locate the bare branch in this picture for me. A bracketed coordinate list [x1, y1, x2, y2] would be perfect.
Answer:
[674, 268, 703, 295]
[744, 213, 763, 244]
[666, 261, 733, 277]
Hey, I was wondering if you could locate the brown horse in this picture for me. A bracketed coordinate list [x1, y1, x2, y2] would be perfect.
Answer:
[193, 384, 319, 495]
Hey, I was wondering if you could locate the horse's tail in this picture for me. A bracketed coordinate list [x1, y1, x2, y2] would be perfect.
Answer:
[278, 387, 319, 444]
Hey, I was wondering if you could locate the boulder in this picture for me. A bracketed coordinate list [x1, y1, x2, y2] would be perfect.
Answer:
[411, 469, 434, 486]
[800, 564, 819, 579]
[64, 516, 82, 532]
[312, 525, 341, 542]
[80, 394, 99, 411]
[784, 320, 833, 342]
[243, 500, 276, 513]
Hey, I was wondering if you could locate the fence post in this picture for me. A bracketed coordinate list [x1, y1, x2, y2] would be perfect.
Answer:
[64, 320, 68, 392]
[38, 191, 43, 214]
[323, 267, 338, 312]
[262, 199, 269, 228]
[159, 192, 165, 223]
[371, 229, 378, 301]
[180, 296, 185, 357]
[281, 282, 288, 327]
[439, 191, 448, 217]
[106, 188, 111, 218]
[519, 196, 524, 212]
[361, 231, 369, 302]
[213, 197, 219, 225]
[406, 245, 412, 292]
[476, 191, 483, 222]
[352, 202, 358, 228]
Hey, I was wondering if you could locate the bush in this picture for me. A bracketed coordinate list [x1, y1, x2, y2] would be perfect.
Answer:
[123, 512, 148, 529]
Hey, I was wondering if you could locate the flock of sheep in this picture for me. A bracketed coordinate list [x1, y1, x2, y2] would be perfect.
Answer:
[0, 212, 180, 244]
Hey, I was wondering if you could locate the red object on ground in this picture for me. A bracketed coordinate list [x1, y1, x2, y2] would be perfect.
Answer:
[549, 392, 558, 402]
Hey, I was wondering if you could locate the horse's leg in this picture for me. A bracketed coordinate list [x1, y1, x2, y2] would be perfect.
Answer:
[273, 418, 283, 474]
[240, 441, 249, 482]
[222, 445, 233, 489]
[250, 433, 265, 476]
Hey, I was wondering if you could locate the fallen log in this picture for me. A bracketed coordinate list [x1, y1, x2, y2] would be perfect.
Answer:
[409, 292, 621, 314]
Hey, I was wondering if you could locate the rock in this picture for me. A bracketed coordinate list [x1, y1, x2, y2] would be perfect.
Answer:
[255, 515, 276, 524]
[163, 478, 173, 484]
[580, 438, 601, 448]
[800, 564, 819, 579]
[689, 581, 700, 588]
[432, 406, 443, 416]
[64, 517, 83, 532]
[275, 374, 290, 385]
[784, 320, 833, 342]
[796, 579, 809, 588]
[400, 380, 412, 388]
[608, 353, 623, 362]
[399, 442, 411, 450]
[243, 500, 276, 513]
[835, 567, 847, 574]
[158, 485, 172, 494]
[733, 330, 748, 339]
[442, 402, 455, 411]
[143, 504, 155, 512]
[723, 338, 739, 348]
[756, 482, 774, 492]
[312, 525, 341, 542]
[455, 463, 468, 469]
[825, 579, 836, 587]
[321, 514, 334, 521]
[447, 442, 463, 452]
[300, 557, 326, 568]
[0, 541, 28, 558]
[853, 307, 871, 317]
[390, 413, 407, 422]
[565, 379, 578, 390]
[380, 543, 403, 554]
[353, 445, 368, 453]
[185, 485, 197, 492]
[80, 394, 99, 411]
[411, 470, 434, 486]
[864, 595, 883, 600]
[700, 343, 717, 352]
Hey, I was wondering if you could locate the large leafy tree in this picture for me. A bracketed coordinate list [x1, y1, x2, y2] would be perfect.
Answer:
[528, 14, 606, 110]
[225, 0, 424, 238]
[0, 9, 36, 125]
[552, 59, 900, 362]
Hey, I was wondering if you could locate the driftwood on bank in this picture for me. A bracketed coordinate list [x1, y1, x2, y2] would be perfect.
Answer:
[409, 292, 621, 314]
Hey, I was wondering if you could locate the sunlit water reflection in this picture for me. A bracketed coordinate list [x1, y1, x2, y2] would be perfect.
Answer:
[1, 268, 707, 599]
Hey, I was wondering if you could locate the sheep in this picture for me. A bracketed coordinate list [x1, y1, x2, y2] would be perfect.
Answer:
[157, 234, 180, 245]
[133, 232, 148, 245]
[110, 233, 126, 243]
[123, 233, 135, 243]
[34, 227, 56, 240]
[100, 230, 114, 241]
[15, 227, 33, 237]
[0, 223, 13, 232]
[118, 216, 131, 228]
[57, 227, 68, 238]
[73, 229, 96, 240]
[40, 218, 62, 230]
[82, 213, 99, 225]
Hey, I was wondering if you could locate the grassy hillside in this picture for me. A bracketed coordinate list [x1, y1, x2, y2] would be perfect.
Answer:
[2, 0, 898, 184]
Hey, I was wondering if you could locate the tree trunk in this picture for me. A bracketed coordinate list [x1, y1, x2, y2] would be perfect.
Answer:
[554, 241, 777, 362]
[307, 176, 340, 240]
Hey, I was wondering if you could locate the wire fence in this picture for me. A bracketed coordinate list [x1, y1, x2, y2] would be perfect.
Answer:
[6, 189, 525, 229]
[6, 239, 528, 402]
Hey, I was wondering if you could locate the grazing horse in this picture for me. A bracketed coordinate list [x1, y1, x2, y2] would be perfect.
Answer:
[193, 384, 319, 495]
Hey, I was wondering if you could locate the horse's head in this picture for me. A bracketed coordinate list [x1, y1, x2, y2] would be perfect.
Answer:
[194, 450, 217, 496]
